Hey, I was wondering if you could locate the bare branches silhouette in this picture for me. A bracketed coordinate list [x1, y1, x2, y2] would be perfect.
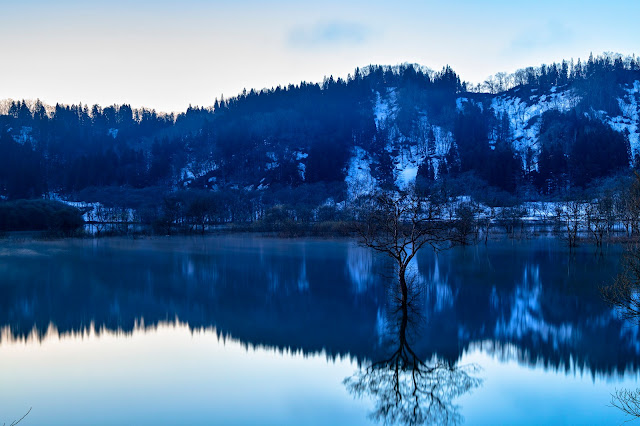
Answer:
[348, 196, 481, 425]
[343, 282, 481, 425]
[602, 247, 640, 323]
[610, 389, 640, 421]
[3, 408, 31, 426]
[602, 247, 640, 421]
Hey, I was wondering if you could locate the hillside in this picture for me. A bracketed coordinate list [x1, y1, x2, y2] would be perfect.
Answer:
[1, 53, 639, 219]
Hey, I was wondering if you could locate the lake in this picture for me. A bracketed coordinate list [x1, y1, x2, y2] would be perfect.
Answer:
[0, 235, 637, 425]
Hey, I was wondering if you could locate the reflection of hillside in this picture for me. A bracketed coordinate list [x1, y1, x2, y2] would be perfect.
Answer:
[0, 239, 387, 362]
[0, 237, 635, 376]
[413, 243, 639, 376]
[347, 244, 376, 294]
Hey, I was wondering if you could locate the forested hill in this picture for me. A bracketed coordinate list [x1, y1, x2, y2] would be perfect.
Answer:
[1, 52, 639, 212]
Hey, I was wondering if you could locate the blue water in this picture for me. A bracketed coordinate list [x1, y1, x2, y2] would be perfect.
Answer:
[0, 236, 636, 425]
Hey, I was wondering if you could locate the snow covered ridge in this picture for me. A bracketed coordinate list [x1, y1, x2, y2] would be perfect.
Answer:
[349, 80, 640, 199]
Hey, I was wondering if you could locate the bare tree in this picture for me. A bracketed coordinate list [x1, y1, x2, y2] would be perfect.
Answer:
[478, 206, 498, 245]
[610, 389, 640, 420]
[344, 274, 481, 426]
[453, 202, 478, 245]
[513, 68, 529, 87]
[94, 204, 109, 235]
[554, 200, 583, 248]
[494, 72, 510, 92]
[585, 201, 607, 247]
[355, 189, 453, 303]
[350, 189, 481, 425]
[602, 248, 640, 421]
[497, 206, 527, 239]
[601, 247, 640, 323]
[619, 172, 640, 237]
[482, 76, 498, 94]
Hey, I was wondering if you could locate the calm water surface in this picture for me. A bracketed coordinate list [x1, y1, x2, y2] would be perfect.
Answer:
[0, 235, 637, 425]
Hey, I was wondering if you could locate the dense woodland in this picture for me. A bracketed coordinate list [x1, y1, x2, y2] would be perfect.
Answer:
[1, 53, 639, 229]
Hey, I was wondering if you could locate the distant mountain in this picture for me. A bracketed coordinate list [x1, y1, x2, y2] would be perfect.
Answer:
[1, 52, 639, 214]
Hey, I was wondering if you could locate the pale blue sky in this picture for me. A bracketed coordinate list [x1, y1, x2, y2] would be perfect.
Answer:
[1, 0, 638, 112]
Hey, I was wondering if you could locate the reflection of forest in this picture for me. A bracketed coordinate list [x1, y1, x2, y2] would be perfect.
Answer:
[0, 237, 635, 377]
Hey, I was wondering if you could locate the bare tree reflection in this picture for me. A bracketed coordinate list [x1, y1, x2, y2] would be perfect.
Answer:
[602, 248, 640, 323]
[611, 389, 640, 420]
[344, 276, 481, 425]
[602, 247, 640, 421]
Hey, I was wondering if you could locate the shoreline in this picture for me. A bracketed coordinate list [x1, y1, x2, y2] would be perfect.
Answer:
[0, 224, 636, 252]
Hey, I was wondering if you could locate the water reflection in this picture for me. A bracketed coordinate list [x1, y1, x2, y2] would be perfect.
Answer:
[344, 278, 481, 425]
[348, 244, 376, 294]
[0, 236, 635, 379]
[611, 388, 640, 419]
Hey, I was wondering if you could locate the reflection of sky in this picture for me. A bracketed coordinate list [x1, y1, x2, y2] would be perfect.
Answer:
[0, 324, 370, 426]
[1, 0, 639, 112]
[0, 324, 636, 425]
[459, 349, 638, 425]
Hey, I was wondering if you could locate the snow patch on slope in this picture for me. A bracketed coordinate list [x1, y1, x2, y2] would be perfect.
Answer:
[381, 93, 454, 188]
[178, 161, 219, 187]
[12, 126, 34, 145]
[392, 145, 421, 190]
[346, 147, 377, 199]
[265, 151, 279, 171]
[457, 97, 483, 113]
[296, 151, 308, 181]
[390, 126, 453, 188]
[490, 88, 580, 171]
[374, 88, 398, 129]
[180, 167, 196, 182]
[432, 126, 454, 157]
[398, 165, 418, 189]
[609, 80, 640, 158]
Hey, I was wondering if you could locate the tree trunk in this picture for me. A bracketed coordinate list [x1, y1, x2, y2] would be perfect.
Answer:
[398, 264, 408, 305]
